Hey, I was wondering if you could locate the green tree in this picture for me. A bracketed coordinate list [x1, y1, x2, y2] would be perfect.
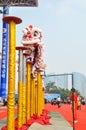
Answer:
[45, 82, 83, 100]
[45, 82, 57, 93]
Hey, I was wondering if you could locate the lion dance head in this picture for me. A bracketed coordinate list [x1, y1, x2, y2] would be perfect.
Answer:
[22, 25, 42, 45]
[21, 25, 46, 75]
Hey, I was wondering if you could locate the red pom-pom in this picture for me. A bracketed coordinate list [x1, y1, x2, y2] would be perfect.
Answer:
[29, 25, 33, 29]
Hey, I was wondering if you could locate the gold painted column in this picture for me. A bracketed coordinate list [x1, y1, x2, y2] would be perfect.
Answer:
[33, 77, 36, 115]
[22, 53, 27, 124]
[3, 16, 22, 130]
[35, 78, 38, 115]
[37, 71, 42, 117]
[26, 61, 32, 121]
[16, 47, 26, 127]
[40, 75, 44, 112]
[30, 77, 35, 116]
[16, 47, 28, 126]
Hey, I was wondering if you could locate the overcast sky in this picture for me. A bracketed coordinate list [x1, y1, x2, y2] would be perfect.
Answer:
[0, 0, 86, 76]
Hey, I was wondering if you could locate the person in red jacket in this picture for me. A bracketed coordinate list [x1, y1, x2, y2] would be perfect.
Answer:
[69, 88, 78, 123]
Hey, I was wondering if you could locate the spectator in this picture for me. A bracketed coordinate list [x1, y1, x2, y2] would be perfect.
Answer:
[82, 99, 86, 105]
[77, 96, 81, 110]
[56, 96, 61, 108]
[77, 100, 81, 110]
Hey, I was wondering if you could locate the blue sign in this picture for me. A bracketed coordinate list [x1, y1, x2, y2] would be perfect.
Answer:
[45, 93, 61, 101]
[0, 5, 9, 99]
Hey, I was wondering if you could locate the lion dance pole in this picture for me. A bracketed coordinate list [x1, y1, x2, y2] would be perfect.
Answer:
[16, 46, 28, 128]
[3, 16, 22, 130]
[26, 60, 32, 121]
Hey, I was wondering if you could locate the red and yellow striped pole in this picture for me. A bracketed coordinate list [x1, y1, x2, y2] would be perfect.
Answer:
[3, 16, 22, 130]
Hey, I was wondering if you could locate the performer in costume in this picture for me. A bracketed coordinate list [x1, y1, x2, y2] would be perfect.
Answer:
[69, 88, 78, 123]
[21, 25, 46, 75]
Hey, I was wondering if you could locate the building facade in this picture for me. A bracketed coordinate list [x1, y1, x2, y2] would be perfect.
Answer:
[44, 72, 86, 98]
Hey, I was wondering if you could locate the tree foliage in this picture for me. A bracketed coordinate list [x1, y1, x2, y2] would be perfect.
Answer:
[45, 82, 58, 93]
[45, 81, 83, 100]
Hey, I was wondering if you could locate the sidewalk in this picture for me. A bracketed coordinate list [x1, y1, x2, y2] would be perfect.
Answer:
[0, 111, 73, 130]
[29, 111, 73, 130]
[0, 117, 7, 129]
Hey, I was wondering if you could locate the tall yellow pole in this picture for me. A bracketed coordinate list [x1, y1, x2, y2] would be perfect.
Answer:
[40, 75, 44, 113]
[30, 77, 34, 116]
[42, 86, 45, 110]
[22, 53, 26, 124]
[35, 81, 38, 115]
[17, 49, 23, 128]
[31, 77, 35, 116]
[3, 16, 22, 130]
[26, 62, 31, 121]
[16, 47, 28, 126]
[33, 78, 35, 115]
[37, 71, 41, 117]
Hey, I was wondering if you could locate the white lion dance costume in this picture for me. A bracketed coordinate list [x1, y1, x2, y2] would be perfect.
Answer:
[21, 25, 46, 75]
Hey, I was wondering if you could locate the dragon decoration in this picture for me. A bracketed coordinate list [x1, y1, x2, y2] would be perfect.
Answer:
[21, 25, 46, 75]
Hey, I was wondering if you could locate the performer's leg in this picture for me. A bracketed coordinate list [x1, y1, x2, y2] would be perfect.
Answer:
[74, 102, 78, 122]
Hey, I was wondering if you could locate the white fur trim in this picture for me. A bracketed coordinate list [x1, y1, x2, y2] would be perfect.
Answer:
[32, 27, 42, 32]
[21, 39, 41, 44]
[22, 26, 30, 34]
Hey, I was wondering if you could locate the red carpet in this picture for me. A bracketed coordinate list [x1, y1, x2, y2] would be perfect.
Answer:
[0, 106, 17, 120]
[45, 103, 86, 130]
[26, 110, 51, 126]
[0, 107, 51, 130]
[0, 104, 86, 130]
[0, 107, 7, 120]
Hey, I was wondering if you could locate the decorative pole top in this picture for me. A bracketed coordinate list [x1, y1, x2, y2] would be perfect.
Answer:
[3, 16, 22, 24]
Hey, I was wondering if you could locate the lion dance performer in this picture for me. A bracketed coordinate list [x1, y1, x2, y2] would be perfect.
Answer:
[21, 25, 46, 75]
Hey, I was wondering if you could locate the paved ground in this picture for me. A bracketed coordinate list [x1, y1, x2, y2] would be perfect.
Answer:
[0, 117, 7, 129]
[28, 112, 73, 130]
[0, 111, 73, 130]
